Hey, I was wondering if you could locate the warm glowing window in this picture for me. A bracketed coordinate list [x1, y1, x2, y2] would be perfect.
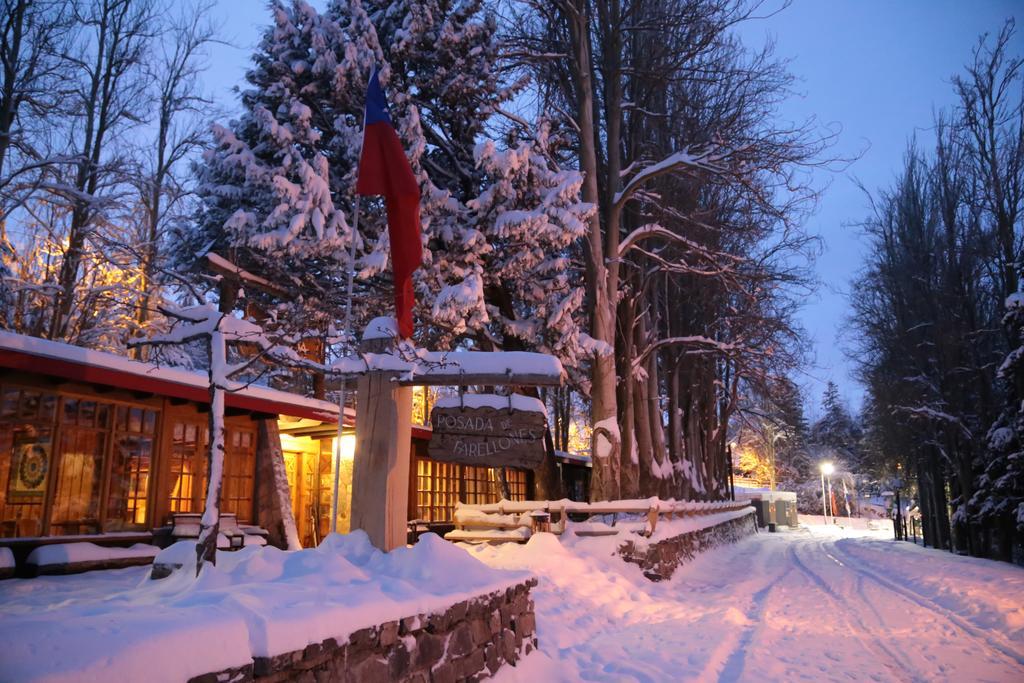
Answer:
[106, 407, 158, 530]
[222, 429, 256, 523]
[462, 465, 498, 506]
[49, 398, 112, 535]
[169, 421, 207, 514]
[506, 469, 528, 501]
[414, 457, 530, 522]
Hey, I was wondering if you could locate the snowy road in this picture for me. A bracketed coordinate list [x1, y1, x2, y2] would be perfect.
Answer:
[472, 523, 1024, 682]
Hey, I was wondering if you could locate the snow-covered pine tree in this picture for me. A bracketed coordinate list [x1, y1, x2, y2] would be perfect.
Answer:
[971, 291, 1024, 561]
[810, 381, 861, 468]
[181, 0, 391, 349]
[184, 0, 587, 381]
[361, 0, 590, 366]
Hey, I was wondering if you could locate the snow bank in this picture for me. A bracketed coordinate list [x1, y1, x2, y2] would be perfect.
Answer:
[0, 547, 13, 570]
[0, 532, 528, 683]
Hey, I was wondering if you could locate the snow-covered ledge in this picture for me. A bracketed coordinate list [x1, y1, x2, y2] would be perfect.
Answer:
[0, 533, 537, 683]
[617, 507, 757, 581]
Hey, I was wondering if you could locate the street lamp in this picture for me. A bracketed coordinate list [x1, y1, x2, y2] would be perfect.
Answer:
[819, 461, 835, 523]
[768, 431, 788, 492]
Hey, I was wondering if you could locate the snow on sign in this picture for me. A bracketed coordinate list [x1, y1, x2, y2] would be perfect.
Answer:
[429, 394, 547, 468]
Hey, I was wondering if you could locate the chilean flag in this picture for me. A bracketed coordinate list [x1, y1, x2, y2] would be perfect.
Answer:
[356, 69, 422, 339]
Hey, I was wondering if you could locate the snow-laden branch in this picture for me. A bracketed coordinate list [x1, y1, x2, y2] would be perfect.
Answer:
[617, 223, 746, 265]
[631, 334, 748, 370]
[891, 404, 974, 440]
[613, 145, 742, 210]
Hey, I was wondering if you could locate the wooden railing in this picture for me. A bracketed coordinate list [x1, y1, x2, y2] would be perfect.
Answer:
[445, 497, 752, 543]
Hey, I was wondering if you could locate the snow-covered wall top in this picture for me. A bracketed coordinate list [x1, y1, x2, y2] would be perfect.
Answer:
[434, 393, 547, 415]
[0, 532, 529, 683]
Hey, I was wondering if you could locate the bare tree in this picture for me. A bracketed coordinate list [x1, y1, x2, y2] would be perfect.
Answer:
[0, 0, 74, 223]
[49, 0, 155, 341]
[131, 0, 219, 338]
[504, 0, 828, 500]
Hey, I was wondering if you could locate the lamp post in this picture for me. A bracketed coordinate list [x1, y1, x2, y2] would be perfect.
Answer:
[819, 461, 834, 523]
[766, 430, 786, 492]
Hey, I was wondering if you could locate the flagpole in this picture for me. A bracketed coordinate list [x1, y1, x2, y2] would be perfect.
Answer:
[330, 73, 371, 536]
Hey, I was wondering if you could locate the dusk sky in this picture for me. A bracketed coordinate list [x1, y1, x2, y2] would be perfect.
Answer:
[205, 0, 1024, 415]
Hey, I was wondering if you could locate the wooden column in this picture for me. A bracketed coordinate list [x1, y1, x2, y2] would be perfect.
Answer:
[350, 331, 413, 551]
[255, 417, 301, 550]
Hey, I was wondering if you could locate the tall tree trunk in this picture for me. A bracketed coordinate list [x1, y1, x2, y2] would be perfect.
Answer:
[564, 0, 619, 500]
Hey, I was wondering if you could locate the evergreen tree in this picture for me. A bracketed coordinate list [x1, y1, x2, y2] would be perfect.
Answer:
[971, 291, 1024, 557]
[810, 381, 861, 468]
[181, 0, 398, 343]
[361, 0, 590, 365]
[181, 0, 588, 376]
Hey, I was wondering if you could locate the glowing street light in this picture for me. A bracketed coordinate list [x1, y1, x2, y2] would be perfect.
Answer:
[819, 461, 835, 523]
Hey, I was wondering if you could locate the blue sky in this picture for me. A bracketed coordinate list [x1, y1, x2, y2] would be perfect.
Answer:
[203, 0, 1023, 416]
[734, 0, 1023, 415]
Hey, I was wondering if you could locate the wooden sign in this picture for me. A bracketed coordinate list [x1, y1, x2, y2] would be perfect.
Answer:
[428, 396, 547, 468]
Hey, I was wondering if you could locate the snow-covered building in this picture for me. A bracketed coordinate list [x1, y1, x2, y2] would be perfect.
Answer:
[0, 331, 537, 574]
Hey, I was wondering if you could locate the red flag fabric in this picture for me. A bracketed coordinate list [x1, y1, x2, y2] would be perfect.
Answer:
[356, 69, 422, 339]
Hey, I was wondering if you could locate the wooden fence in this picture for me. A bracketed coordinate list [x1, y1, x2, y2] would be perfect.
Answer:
[445, 497, 752, 543]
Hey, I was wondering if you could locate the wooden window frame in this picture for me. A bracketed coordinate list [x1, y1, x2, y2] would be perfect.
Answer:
[413, 455, 533, 523]
[0, 380, 163, 538]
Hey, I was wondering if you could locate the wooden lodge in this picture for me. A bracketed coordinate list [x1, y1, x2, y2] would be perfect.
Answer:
[0, 331, 590, 573]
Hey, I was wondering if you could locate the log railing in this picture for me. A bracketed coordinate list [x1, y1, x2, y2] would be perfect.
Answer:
[445, 497, 752, 543]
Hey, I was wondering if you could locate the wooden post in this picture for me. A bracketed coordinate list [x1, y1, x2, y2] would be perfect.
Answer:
[349, 325, 413, 551]
[255, 417, 301, 550]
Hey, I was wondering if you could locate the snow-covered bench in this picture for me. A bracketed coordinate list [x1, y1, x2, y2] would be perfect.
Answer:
[25, 542, 160, 576]
[168, 512, 268, 549]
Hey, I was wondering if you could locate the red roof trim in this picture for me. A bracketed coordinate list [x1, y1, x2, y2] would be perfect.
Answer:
[0, 348, 338, 422]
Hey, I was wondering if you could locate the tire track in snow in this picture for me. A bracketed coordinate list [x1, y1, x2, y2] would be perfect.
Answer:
[713, 560, 794, 682]
[788, 539, 922, 683]
[828, 540, 1024, 669]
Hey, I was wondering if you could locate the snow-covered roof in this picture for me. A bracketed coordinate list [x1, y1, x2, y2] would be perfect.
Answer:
[553, 450, 592, 466]
[733, 486, 797, 502]
[0, 331, 340, 422]
[332, 348, 564, 386]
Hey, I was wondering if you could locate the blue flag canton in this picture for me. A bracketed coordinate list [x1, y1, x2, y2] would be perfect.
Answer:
[365, 69, 392, 126]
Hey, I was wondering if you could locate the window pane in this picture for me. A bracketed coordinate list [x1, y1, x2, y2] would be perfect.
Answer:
[20, 392, 40, 419]
[50, 427, 105, 535]
[106, 434, 152, 530]
[1, 389, 17, 418]
[63, 398, 78, 424]
[128, 408, 142, 433]
[79, 401, 95, 427]
[0, 424, 53, 538]
[39, 395, 56, 421]
[222, 428, 256, 523]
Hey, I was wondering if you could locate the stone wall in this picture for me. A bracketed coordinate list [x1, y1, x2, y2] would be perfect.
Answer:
[189, 579, 538, 683]
[618, 511, 757, 582]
